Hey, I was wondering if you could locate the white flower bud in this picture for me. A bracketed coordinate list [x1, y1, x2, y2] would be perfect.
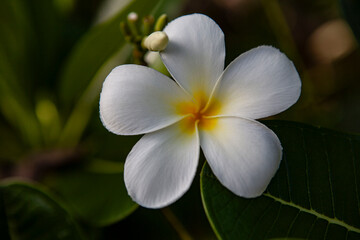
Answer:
[144, 31, 169, 51]
[127, 12, 138, 22]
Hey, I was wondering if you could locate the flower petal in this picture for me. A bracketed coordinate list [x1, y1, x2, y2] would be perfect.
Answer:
[199, 117, 282, 197]
[100, 65, 191, 135]
[160, 14, 225, 99]
[124, 120, 200, 208]
[212, 46, 301, 119]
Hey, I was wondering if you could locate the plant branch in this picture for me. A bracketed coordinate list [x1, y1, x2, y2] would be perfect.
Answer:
[161, 207, 193, 240]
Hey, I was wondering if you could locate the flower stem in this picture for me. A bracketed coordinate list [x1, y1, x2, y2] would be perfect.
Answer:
[260, 0, 300, 66]
[260, 0, 315, 113]
[161, 207, 193, 240]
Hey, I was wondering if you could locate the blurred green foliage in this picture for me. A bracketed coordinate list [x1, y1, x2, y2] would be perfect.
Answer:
[0, 0, 359, 239]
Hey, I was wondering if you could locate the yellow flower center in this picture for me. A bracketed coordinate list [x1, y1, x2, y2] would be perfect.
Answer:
[176, 91, 221, 134]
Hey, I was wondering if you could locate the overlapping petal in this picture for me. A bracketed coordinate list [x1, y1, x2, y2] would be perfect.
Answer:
[99, 65, 191, 135]
[211, 46, 301, 119]
[199, 117, 282, 198]
[160, 14, 225, 100]
[124, 120, 200, 208]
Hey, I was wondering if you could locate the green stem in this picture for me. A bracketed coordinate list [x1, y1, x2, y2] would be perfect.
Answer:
[260, 0, 315, 113]
[161, 207, 193, 240]
[260, 0, 300, 66]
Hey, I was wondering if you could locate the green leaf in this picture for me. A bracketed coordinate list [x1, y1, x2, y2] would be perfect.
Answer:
[341, 0, 360, 42]
[59, 0, 167, 105]
[0, 0, 43, 146]
[57, 0, 172, 146]
[0, 181, 83, 240]
[201, 120, 360, 240]
[49, 168, 137, 226]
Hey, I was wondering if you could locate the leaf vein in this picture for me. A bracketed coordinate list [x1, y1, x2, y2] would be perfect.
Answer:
[306, 216, 318, 239]
[264, 203, 282, 239]
[322, 133, 336, 218]
[263, 193, 360, 233]
[349, 138, 360, 218]
[301, 128, 312, 209]
[228, 200, 253, 237]
[285, 209, 301, 237]
[284, 155, 292, 202]
[248, 200, 274, 239]
[323, 221, 329, 240]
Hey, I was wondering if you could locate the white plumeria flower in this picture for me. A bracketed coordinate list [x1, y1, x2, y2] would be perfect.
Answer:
[100, 13, 301, 209]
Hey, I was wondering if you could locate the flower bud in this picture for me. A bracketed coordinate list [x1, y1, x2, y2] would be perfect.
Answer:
[154, 14, 168, 32]
[143, 15, 155, 35]
[127, 12, 140, 38]
[143, 31, 169, 51]
[119, 21, 132, 42]
[127, 12, 138, 22]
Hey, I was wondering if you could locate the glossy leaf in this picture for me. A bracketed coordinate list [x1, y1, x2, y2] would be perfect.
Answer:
[50, 168, 137, 226]
[201, 120, 360, 240]
[0, 181, 83, 240]
[341, 0, 360, 42]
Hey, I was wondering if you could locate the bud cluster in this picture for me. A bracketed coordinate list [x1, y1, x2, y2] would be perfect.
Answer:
[120, 13, 168, 65]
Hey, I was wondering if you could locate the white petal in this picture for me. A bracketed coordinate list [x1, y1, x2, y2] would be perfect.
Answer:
[213, 46, 301, 119]
[124, 120, 200, 208]
[100, 65, 191, 135]
[199, 117, 282, 197]
[160, 14, 225, 99]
